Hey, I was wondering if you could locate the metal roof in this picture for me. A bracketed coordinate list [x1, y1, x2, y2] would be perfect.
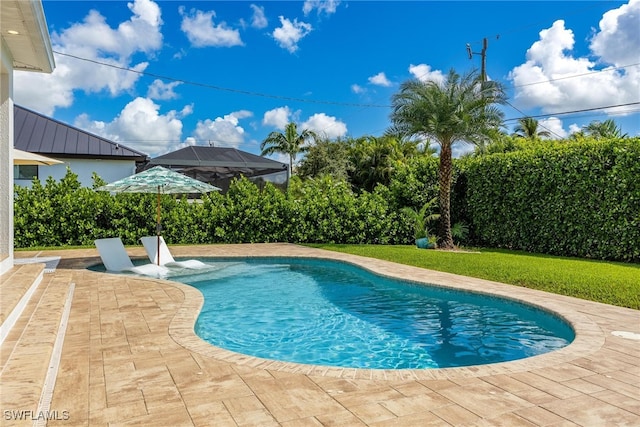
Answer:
[149, 146, 287, 170]
[14, 105, 148, 161]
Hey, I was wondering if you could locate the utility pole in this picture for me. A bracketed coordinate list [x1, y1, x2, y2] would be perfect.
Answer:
[466, 38, 488, 82]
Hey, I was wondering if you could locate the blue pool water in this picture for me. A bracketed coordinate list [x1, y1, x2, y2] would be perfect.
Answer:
[172, 257, 575, 369]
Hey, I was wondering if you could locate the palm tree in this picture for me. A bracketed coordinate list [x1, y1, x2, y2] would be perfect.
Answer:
[260, 122, 319, 175]
[391, 69, 506, 248]
[582, 119, 627, 139]
[349, 135, 418, 192]
[512, 117, 551, 140]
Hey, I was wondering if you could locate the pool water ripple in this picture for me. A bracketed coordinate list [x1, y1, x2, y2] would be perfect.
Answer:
[177, 258, 574, 369]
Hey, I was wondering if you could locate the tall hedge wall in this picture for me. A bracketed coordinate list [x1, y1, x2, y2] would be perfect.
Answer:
[463, 139, 640, 262]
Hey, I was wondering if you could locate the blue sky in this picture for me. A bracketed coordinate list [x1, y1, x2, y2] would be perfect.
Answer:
[14, 0, 640, 160]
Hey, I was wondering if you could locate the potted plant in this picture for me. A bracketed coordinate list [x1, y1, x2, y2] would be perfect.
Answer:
[402, 197, 440, 249]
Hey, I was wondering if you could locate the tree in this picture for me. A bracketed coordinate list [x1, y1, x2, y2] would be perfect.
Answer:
[512, 117, 551, 140]
[582, 119, 627, 139]
[297, 137, 353, 181]
[260, 122, 319, 176]
[349, 135, 419, 192]
[390, 69, 506, 248]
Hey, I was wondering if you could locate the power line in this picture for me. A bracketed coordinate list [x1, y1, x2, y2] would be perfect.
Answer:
[508, 63, 640, 90]
[53, 50, 390, 109]
[56, 50, 639, 116]
[52, 50, 639, 139]
[504, 102, 640, 122]
[504, 100, 564, 139]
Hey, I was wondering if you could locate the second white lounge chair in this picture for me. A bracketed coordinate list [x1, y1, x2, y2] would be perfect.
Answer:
[95, 238, 170, 277]
[140, 236, 210, 269]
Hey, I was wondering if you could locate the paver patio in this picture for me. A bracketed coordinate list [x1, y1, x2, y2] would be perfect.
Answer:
[1, 243, 638, 426]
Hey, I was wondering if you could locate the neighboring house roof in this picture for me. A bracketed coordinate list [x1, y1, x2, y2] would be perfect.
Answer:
[149, 146, 287, 170]
[146, 146, 288, 188]
[14, 105, 148, 161]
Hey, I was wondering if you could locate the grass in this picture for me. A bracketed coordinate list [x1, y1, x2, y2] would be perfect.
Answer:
[308, 244, 640, 310]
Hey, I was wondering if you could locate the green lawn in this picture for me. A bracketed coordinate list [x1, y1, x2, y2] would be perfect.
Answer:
[308, 244, 640, 310]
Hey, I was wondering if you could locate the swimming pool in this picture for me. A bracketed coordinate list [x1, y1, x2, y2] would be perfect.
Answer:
[174, 257, 575, 370]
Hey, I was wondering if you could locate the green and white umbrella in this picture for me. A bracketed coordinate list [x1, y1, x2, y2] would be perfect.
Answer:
[96, 166, 220, 264]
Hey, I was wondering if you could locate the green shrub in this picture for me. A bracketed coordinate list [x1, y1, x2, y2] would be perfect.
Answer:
[14, 172, 405, 247]
[464, 138, 640, 262]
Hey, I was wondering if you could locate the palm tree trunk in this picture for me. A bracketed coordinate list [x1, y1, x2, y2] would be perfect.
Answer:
[437, 142, 454, 249]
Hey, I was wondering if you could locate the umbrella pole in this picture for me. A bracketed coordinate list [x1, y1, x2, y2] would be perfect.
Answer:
[156, 189, 161, 265]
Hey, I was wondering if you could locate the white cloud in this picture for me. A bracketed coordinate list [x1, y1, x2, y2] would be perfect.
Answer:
[56, 0, 162, 59]
[368, 72, 392, 87]
[14, 63, 75, 115]
[408, 64, 445, 85]
[590, 0, 640, 66]
[263, 107, 292, 129]
[192, 110, 253, 148]
[508, 3, 639, 116]
[568, 123, 582, 135]
[250, 4, 268, 29]
[301, 113, 347, 139]
[272, 16, 312, 53]
[267, 152, 290, 165]
[262, 109, 346, 144]
[351, 84, 365, 94]
[147, 79, 181, 100]
[14, 0, 163, 115]
[179, 7, 243, 48]
[74, 97, 187, 156]
[538, 117, 567, 139]
[303, 0, 341, 16]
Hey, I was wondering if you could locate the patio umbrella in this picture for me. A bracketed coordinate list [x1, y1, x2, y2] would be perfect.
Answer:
[13, 148, 63, 165]
[96, 166, 220, 265]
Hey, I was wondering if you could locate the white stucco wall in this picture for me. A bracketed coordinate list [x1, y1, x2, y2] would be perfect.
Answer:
[1, 0, 54, 275]
[1, 39, 15, 274]
[14, 158, 138, 188]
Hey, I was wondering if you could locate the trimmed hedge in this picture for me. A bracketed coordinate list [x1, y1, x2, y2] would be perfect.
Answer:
[14, 173, 412, 248]
[463, 138, 640, 262]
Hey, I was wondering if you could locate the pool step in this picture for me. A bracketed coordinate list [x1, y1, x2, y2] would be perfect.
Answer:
[0, 272, 74, 423]
[0, 263, 44, 328]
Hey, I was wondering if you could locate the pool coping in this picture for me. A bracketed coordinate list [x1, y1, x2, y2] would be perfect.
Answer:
[161, 247, 604, 381]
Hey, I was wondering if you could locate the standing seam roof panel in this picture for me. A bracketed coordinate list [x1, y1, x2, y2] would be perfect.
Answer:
[32, 114, 47, 152]
[77, 131, 89, 155]
[67, 126, 78, 154]
[52, 122, 68, 153]
[20, 111, 39, 152]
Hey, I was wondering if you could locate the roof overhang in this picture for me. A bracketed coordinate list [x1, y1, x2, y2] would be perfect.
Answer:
[1, 0, 54, 73]
[149, 158, 288, 169]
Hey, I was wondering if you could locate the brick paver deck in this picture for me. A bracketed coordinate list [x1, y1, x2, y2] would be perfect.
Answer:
[2, 243, 638, 426]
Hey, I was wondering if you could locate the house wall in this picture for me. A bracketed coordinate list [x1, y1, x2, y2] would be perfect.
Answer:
[14, 158, 138, 188]
[1, 39, 14, 274]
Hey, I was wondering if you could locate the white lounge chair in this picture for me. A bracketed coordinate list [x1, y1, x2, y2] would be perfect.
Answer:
[95, 238, 170, 277]
[140, 236, 210, 269]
